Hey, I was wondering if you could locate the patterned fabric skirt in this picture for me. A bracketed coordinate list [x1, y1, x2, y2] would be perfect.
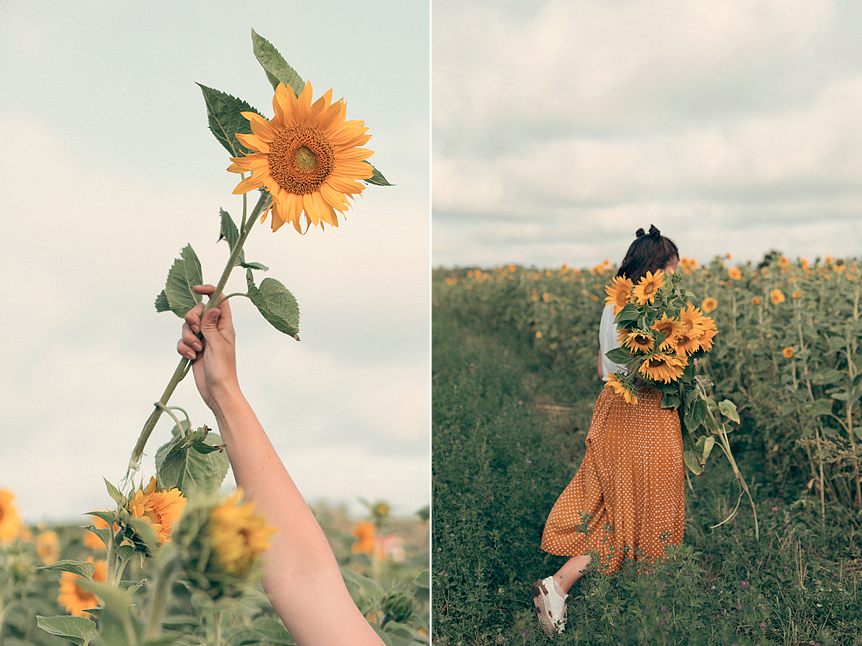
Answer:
[540, 387, 685, 573]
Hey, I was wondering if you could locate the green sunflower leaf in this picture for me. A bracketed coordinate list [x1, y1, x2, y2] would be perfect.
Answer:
[155, 423, 228, 498]
[164, 244, 204, 318]
[683, 450, 704, 475]
[218, 208, 246, 266]
[718, 399, 740, 424]
[246, 270, 301, 340]
[154, 290, 170, 313]
[605, 348, 631, 364]
[36, 615, 96, 646]
[251, 29, 305, 97]
[197, 83, 261, 158]
[37, 559, 96, 578]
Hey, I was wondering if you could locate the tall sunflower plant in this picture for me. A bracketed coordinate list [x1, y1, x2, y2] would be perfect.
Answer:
[604, 269, 759, 539]
[35, 31, 393, 646]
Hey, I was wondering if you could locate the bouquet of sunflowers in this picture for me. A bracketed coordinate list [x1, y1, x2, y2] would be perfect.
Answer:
[603, 269, 759, 537]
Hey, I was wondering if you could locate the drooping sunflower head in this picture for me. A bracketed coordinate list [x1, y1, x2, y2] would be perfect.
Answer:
[632, 271, 664, 306]
[229, 82, 374, 234]
[208, 490, 276, 577]
[637, 353, 688, 384]
[604, 276, 634, 314]
[668, 330, 703, 356]
[606, 373, 638, 405]
[126, 477, 187, 546]
[696, 317, 719, 352]
[0, 489, 22, 543]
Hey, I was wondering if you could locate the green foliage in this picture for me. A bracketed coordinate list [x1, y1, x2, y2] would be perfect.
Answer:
[251, 29, 305, 97]
[157, 244, 203, 318]
[36, 615, 95, 646]
[196, 83, 260, 158]
[246, 270, 301, 340]
[154, 423, 229, 498]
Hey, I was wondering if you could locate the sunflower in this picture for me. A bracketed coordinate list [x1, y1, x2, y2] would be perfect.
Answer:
[58, 557, 107, 618]
[678, 305, 707, 338]
[751, 297, 761, 305]
[701, 297, 717, 313]
[0, 489, 22, 543]
[638, 353, 687, 384]
[727, 267, 742, 280]
[792, 291, 802, 299]
[604, 276, 634, 314]
[126, 477, 187, 546]
[667, 329, 703, 356]
[632, 271, 665, 306]
[620, 330, 655, 354]
[651, 313, 684, 350]
[36, 531, 60, 565]
[229, 82, 373, 234]
[209, 490, 276, 577]
[352, 520, 377, 555]
[783, 347, 794, 358]
[770, 289, 785, 304]
[606, 373, 638, 406]
[697, 317, 719, 352]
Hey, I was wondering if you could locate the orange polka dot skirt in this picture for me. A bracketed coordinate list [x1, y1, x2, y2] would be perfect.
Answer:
[540, 387, 685, 574]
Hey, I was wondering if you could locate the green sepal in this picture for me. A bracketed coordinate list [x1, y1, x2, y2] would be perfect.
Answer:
[36, 615, 96, 646]
[87, 510, 118, 526]
[365, 165, 392, 186]
[82, 524, 113, 551]
[163, 245, 204, 318]
[197, 83, 261, 158]
[251, 29, 305, 96]
[37, 559, 96, 578]
[241, 261, 269, 271]
[246, 270, 301, 340]
[104, 478, 126, 505]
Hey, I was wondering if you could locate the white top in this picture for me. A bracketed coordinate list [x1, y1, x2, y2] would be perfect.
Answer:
[599, 303, 626, 381]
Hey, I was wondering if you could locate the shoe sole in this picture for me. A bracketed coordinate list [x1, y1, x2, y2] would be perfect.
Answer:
[532, 580, 556, 638]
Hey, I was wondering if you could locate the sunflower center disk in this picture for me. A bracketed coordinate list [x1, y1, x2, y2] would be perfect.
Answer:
[269, 125, 335, 195]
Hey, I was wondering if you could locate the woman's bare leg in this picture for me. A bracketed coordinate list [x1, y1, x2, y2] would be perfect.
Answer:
[553, 554, 592, 594]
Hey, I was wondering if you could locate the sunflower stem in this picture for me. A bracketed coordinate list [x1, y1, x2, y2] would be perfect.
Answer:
[125, 191, 271, 479]
[144, 552, 182, 641]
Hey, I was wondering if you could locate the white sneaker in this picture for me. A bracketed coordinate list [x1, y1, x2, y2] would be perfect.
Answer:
[532, 576, 567, 637]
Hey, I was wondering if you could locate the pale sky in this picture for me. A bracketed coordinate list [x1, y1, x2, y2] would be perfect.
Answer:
[0, 1, 430, 521]
[433, 0, 862, 269]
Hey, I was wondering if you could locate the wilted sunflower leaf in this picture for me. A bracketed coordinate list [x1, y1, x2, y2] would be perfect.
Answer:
[197, 83, 261, 158]
[683, 450, 704, 475]
[37, 559, 96, 578]
[247, 271, 300, 340]
[36, 615, 95, 646]
[164, 245, 204, 318]
[251, 29, 305, 97]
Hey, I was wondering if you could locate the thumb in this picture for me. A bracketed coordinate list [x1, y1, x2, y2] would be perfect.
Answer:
[198, 307, 222, 341]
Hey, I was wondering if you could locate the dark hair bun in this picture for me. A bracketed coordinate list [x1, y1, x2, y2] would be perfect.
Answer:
[635, 228, 645, 237]
[649, 224, 661, 237]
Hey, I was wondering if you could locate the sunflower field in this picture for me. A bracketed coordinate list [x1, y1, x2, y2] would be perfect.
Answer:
[0, 489, 429, 646]
[433, 253, 862, 645]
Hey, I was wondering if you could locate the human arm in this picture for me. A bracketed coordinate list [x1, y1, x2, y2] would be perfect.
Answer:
[178, 285, 384, 646]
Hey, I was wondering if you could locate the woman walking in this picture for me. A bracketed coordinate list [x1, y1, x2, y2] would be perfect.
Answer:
[532, 226, 685, 637]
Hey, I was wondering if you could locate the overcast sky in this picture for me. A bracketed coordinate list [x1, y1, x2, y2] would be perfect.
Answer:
[0, 1, 429, 521]
[433, 0, 862, 269]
